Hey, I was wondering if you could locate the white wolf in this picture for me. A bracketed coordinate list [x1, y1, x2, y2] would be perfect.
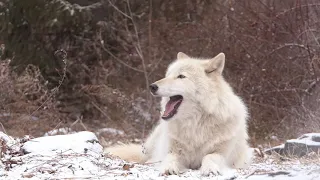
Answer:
[105, 52, 252, 176]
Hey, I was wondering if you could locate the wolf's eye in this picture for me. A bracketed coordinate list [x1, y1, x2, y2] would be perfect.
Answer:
[177, 74, 186, 79]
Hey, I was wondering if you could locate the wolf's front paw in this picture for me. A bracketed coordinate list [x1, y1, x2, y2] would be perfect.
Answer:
[201, 153, 229, 176]
[160, 162, 180, 175]
[200, 162, 221, 176]
[159, 154, 182, 175]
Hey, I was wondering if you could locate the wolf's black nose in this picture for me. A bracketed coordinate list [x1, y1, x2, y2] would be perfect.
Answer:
[149, 84, 158, 94]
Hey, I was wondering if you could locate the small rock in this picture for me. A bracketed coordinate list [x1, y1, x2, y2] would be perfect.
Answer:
[268, 171, 291, 177]
[123, 164, 134, 171]
[265, 133, 320, 157]
[312, 136, 320, 142]
[285, 140, 320, 157]
[22, 173, 34, 178]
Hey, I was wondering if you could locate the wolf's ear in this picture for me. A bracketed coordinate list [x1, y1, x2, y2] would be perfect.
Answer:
[177, 52, 189, 59]
[204, 53, 225, 74]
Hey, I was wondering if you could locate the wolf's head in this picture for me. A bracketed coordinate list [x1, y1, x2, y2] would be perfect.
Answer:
[150, 52, 229, 120]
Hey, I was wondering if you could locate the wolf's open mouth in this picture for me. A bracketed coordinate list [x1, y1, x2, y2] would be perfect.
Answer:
[162, 95, 183, 120]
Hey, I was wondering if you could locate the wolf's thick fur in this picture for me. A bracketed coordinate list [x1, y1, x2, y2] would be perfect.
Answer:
[105, 52, 252, 175]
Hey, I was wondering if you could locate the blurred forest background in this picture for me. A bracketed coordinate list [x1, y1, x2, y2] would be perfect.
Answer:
[0, 0, 319, 146]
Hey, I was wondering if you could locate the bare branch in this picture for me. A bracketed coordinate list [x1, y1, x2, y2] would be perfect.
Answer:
[267, 43, 309, 56]
[107, 0, 132, 19]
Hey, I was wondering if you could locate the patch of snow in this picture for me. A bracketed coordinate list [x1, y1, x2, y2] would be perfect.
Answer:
[0, 113, 11, 117]
[0, 131, 26, 154]
[270, 135, 279, 141]
[0, 113, 38, 121]
[43, 127, 74, 136]
[239, 159, 320, 180]
[275, 144, 285, 148]
[286, 138, 320, 146]
[0, 131, 13, 143]
[297, 133, 320, 141]
[246, 172, 320, 180]
[22, 131, 102, 155]
[299, 133, 320, 138]
[1, 132, 320, 180]
[96, 128, 125, 136]
[70, 9, 74, 16]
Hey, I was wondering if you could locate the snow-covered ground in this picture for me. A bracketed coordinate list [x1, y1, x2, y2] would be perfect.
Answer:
[0, 131, 319, 180]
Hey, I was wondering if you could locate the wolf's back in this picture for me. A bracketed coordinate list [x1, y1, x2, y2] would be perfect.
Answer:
[104, 143, 147, 163]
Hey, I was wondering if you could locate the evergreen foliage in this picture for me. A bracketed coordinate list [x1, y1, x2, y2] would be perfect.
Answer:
[0, 0, 98, 77]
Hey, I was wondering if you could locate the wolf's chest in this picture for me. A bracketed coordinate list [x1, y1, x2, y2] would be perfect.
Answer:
[169, 121, 217, 149]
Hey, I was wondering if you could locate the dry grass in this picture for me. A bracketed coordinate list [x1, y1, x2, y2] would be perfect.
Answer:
[0, 61, 62, 137]
[254, 149, 320, 165]
[237, 150, 320, 178]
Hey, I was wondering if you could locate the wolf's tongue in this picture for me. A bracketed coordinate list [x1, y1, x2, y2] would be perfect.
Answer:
[163, 99, 182, 118]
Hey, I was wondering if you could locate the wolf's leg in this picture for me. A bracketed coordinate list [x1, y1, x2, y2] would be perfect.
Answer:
[200, 153, 229, 176]
[158, 138, 186, 175]
[143, 122, 162, 159]
[228, 140, 252, 169]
